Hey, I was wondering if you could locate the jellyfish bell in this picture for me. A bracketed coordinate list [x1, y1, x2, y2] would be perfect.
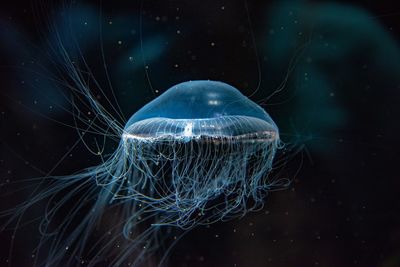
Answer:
[124, 80, 278, 141]
[115, 80, 281, 229]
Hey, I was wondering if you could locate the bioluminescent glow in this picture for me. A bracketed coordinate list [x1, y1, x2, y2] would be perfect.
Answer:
[2, 80, 286, 267]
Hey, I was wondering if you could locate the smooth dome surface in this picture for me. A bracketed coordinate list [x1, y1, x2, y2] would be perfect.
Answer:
[124, 80, 278, 140]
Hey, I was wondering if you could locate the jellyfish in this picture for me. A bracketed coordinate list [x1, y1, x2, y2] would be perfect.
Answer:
[1, 80, 284, 267]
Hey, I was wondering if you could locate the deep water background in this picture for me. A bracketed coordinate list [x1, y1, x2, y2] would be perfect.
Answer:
[0, 0, 399, 266]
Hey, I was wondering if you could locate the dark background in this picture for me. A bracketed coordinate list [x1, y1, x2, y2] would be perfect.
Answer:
[0, 0, 400, 266]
